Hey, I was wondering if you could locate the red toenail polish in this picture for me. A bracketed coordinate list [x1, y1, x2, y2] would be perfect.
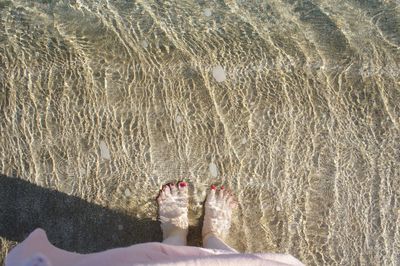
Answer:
[211, 185, 216, 190]
[179, 181, 187, 187]
[220, 186, 224, 190]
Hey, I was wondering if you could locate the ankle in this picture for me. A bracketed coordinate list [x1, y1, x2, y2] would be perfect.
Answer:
[202, 231, 219, 242]
[163, 226, 188, 239]
[163, 233, 187, 246]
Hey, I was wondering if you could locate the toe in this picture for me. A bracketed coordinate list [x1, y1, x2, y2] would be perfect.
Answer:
[226, 193, 236, 207]
[217, 186, 225, 199]
[207, 185, 217, 201]
[178, 181, 188, 194]
[178, 180, 188, 188]
[157, 188, 166, 202]
[223, 189, 231, 199]
[170, 183, 178, 195]
[162, 184, 171, 195]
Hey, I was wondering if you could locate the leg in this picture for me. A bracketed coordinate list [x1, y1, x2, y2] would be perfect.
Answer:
[202, 185, 238, 252]
[157, 181, 189, 246]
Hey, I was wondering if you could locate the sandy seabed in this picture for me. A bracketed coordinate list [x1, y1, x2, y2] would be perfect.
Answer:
[0, 0, 399, 265]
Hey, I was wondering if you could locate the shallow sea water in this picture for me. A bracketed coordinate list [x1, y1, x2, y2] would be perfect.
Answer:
[0, 0, 399, 265]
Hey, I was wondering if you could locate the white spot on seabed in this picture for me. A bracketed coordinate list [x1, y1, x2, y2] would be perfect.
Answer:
[141, 40, 148, 48]
[176, 115, 183, 123]
[124, 188, 132, 197]
[209, 162, 219, 177]
[212, 65, 226, 82]
[79, 168, 86, 176]
[149, 176, 158, 186]
[204, 8, 212, 17]
[99, 141, 111, 160]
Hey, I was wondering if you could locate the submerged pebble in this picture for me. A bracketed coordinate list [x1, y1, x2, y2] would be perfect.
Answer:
[209, 162, 219, 177]
[124, 188, 132, 197]
[176, 115, 183, 123]
[141, 40, 148, 48]
[204, 8, 212, 17]
[99, 141, 111, 160]
[79, 168, 85, 176]
[212, 65, 226, 82]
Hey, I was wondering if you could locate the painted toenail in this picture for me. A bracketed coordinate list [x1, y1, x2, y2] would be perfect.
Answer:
[211, 185, 216, 190]
[220, 185, 224, 190]
[179, 181, 187, 187]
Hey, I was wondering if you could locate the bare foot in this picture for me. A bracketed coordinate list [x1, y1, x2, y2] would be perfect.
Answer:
[202, 185, 237, 242]
[157, 181, 189, 243]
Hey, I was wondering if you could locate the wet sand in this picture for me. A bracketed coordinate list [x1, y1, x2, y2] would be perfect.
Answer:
[0, 0, 399, 265]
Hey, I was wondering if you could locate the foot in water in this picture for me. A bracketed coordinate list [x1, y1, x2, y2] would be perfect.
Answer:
[202, 185, 237, 244]
[157, 181, 189, 245]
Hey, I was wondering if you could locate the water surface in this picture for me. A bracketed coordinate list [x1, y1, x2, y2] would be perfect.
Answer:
[0, 0, 399, 265]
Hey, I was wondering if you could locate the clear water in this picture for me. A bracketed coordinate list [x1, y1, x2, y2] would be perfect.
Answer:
[0, 0, 399, 265]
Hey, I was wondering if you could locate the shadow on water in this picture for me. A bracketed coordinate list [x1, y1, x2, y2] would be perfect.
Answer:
[0, 174, 163, 253]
